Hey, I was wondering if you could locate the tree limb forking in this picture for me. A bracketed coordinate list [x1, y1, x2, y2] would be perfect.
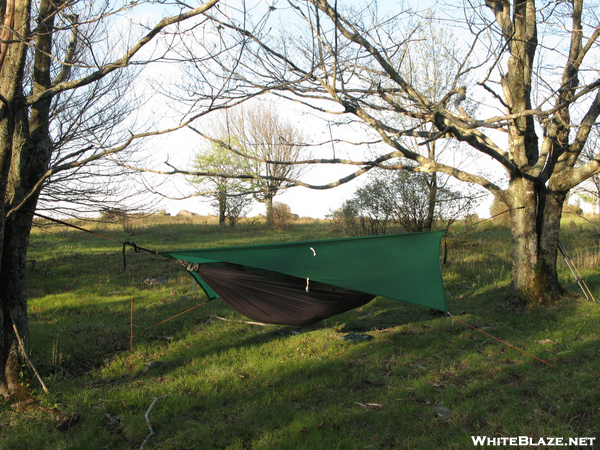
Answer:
[311, 0, 431, 108]
[6, 119, 207, 218]
[25, 0, 221, 106]
[51, 12, 79, 86]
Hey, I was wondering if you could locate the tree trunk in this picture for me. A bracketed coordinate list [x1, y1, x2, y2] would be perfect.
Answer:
[0, 0, 33, 401]
[506, 177, 566, 307]
[424, 172, 437, 232]
[264, 195, 274, 227]
[0, 206, 34, 401]
[0, 0, 55, 401]
[218, 190, 226, 226]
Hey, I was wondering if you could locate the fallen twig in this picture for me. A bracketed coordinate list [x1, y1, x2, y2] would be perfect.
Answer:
[208, 315, 270, 327]
[139, 395, 168, 450]
[354, 402, 383, 410]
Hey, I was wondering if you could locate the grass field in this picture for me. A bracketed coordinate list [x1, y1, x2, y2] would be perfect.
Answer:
[1, 214, 599, 449]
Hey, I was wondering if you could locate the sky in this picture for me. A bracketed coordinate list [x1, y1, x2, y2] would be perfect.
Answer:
[147, 106, 495, 220]
[117, 0, 505, 220]
[143, 105, 389, 219]
[120, 1, 368, 219]
[44, 0, 600, 221]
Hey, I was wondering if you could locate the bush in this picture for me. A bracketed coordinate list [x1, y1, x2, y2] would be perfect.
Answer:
[327, 204, 362, 236]
[271, 202, 294, 231]
[563, 203, 583, 216]
[489, 198, 511, 225]
[224, 195, 252, 227]
[335, 168, 479, 235]
[100, 207, 129, 223]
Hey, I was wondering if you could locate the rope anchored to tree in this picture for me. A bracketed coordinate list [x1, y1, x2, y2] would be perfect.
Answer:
[34, 213, 162, 268]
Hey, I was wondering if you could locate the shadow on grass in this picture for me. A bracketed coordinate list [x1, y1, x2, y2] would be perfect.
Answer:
[12, 221, 600, 449]
[10, 286, 600, 450]
[119, 296, 599, 449]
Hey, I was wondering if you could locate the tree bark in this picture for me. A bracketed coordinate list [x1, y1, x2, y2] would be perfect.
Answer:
[264, 194, 274, 227]
[0, 0, 221, 401]
[0, 0, 33, 400]
[218, 190, 226, 225]
[505, 176, 566, 307]
[1, 0, 58, 400]
[0, 204, 35, 400]
[424, 172, 437, 232]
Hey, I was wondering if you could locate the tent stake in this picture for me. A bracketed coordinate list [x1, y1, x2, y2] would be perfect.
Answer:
[557, 239, 596, 302]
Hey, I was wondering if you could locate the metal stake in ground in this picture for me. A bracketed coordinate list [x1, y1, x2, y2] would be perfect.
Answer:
[557, 239, 596, 302]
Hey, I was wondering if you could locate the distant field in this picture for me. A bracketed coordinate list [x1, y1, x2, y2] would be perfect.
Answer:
[2, 215, 599, 449]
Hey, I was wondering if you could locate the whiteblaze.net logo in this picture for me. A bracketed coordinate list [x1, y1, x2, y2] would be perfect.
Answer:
[471, 436, 597, 447]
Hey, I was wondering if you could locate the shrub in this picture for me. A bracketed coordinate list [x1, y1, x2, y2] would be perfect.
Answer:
[100, 207, 129, 223]
[327, 204, 362, 236]
[563, 203, 583, 216]
[489, 198, 511, 225]
[271, 202, 294, 231]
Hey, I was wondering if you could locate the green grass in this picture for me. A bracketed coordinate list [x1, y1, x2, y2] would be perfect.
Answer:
[1, 215, 599, 449]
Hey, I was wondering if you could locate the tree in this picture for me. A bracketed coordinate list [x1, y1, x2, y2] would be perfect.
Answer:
[191, 138, 253, 225]
[0, 0, 219, 403]
[191, 103, 308, 226]
[39, 48, 144, 218]
[270, 202, 295, 231]
[184, 0, 600, 307]
[223, 193, 252, 226]
[339, 176, 396, 236]
[387, 18, 481, 233]
[386, 169, 478, 233]
[340, 168, 477, 236]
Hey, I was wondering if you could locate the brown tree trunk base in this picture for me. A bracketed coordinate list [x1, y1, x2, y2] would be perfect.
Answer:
[3, 369, 74, 427]
[0, 345, 25, 400]
[500, 283, 568, 310]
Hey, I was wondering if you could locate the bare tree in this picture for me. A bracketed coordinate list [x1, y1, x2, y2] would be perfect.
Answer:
[175, 0, 600, 308]
[40, 47, 144, 217]
[383, 19, 482, 232]
[0, 0, 219, 403]
[192, 103, 308, 226]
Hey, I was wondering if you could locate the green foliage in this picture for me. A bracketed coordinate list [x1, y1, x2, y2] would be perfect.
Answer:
[270, 202, 294, 231]
[4, 216, 599, 449]
[576, 191, 596, 208]
[190, 138, 253, 225]
[17, 364, 30, 390]
[340, 169, 477, 235]
[343, 177, 394, 235]
[194, 105, 309, 224]
[489, 197, 511, 225]
[327, 203, 364, 235]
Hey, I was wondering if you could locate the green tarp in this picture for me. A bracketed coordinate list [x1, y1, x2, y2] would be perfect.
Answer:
[161, 230, 448, 313]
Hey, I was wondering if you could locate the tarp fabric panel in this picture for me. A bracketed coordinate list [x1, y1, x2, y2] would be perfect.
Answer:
[185, 269, 219, 300]
[181, 262, 375, 326]
[162, 231, 448, 313]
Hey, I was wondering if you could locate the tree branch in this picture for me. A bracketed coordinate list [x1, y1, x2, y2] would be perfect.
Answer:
[139, 395, 168, 450]
[26, 0, 220, 106]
